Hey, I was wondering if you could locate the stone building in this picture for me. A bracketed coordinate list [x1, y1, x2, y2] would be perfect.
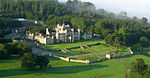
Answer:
[26, 24, 92, 45]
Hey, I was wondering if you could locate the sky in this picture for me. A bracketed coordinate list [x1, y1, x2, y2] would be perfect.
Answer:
[59, 0, 150, 21]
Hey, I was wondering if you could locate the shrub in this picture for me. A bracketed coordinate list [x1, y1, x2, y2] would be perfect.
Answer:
[131, 59, 148, 75]
[17, 42, 32, 56]
[0, 44, 9, 59]
[21, 53, 36, 70]
[36, 56, 49, 69]
[21, 53, 50, 70]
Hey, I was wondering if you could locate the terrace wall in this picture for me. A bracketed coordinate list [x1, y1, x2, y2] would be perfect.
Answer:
[65, 43, 101, 50]
[53, 55, 90, 64]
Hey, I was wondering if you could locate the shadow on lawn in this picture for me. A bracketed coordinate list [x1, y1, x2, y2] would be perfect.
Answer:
[0, 65, 108, 77]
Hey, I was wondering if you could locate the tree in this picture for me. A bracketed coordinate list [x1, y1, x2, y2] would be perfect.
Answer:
[21, 53, 36, 70]
[17, 42, 32, 56]
[0, 44, 9, 59]
[117, 11, 127, 19]
[71, 17, 86, 30]
[140, 17, 148, 25]
[131, 59, 148, 75]
[132, 43, 143, 52]
[5, 42, 18, 55]
[114, 37, 121, 48]
[36, 56, 49, 69]
[140, 37, 149, 47]
[94, 20, 104, 34]
[21, 53, 50, 70]
[143, 67, 150, 78]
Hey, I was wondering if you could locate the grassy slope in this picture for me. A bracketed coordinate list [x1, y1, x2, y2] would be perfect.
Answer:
[70, 45, 112, 54]
[0, 57, 126, 78]
[123, 55, 150, 67]
[42, 39, 104, 49]
[128, 71, 142, 78]
[123, 55, 150, 78]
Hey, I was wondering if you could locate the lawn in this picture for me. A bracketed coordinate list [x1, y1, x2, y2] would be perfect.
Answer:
[41, 39, 104, 50]
[123, 55, 150, 68]
[0, 56, 127, 78]
[70, 45, 112, 54]
[128, 71, 142, 78]
[70, 55, 105, 60]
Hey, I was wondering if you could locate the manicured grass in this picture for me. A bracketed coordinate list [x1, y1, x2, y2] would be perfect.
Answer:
[123, 55, 150, 68]
[0, 57, 126, 78]
[42, 39, 104, 50]
[128, 71, 142, 78]
[70, 55, 105, 60]
[70, 45, 112, 54]
[119, 49, 131, 55]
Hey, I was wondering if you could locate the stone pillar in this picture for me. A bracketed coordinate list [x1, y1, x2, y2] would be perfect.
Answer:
[86, 59, 90, 64]
[67, 58, 70, 62]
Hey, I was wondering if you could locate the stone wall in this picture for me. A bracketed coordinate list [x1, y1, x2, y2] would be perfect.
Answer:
[90, 58, 108, 63]
[70, 59, 89, 64]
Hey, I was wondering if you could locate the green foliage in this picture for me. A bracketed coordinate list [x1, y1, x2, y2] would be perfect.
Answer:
[104, 33, 122, 47]
[71, 17, 86, 30]
[0, 18, 22, 37]
[21, 53, 37, 70]
[0, 44, 9, 59]
[140, 37, 149, 47]
[143, 67, 150, 78]
[27, 26, 46, 35]
[131, 59, 148, 75]
[132, 43, 143, 52]
[0, 38, 12, 44]
[21, 53, 49, 70]
[35, 56, 49, 69]
[0, 0, 150, 54]
[5, 42, 18, 54]
[17, 42, 32, 56]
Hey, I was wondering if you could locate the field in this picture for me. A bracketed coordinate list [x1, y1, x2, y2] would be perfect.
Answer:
[2, 39, 150, 78]
[1, 55, 150, 78]
[0, 56, 127, 78]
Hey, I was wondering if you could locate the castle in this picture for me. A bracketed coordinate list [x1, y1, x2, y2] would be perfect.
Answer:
[26, 24, 92, 45]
